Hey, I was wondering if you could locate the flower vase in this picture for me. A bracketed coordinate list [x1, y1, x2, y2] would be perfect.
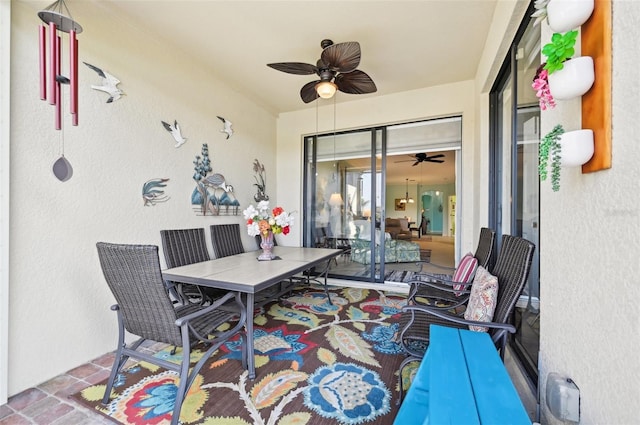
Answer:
[547, 0, 594, 33]
[560, 129, 594, 167]
[548, 56, 595, 100]
[258, 230, 275, 261]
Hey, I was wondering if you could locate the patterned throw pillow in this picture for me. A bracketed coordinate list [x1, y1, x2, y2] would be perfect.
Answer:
[452, 253, 478, 295]
[464, 265, 499, 332]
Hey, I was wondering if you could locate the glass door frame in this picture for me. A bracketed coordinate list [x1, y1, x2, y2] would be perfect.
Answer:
[302, 127, 387, 283]
[489, 2, 540, 384]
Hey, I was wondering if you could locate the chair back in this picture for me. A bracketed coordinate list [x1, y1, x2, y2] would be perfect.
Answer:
[474, 227, 496, 270]
[489, 235, 535, 334]
[160, 228, 210, 268]
[96, 242, 183, 346]
[210, 224, 245, 258]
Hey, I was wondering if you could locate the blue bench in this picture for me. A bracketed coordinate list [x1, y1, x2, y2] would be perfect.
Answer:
[394, 324, 531, 425]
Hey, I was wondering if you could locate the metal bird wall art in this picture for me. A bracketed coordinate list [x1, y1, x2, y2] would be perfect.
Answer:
[142, 178, 170, 206]
[161, 120, 187, 148]
[83, 62, 124, 103]
[201, 173, 239, 215]
[217, 116, 234, 139]
[252, 158, 269, 202]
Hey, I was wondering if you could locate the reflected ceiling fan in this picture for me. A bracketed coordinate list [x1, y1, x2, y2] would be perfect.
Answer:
[395, 153, 446, 166]
[267, 39, 377, 103]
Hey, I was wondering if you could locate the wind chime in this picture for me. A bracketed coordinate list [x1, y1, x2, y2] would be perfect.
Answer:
[38, 0, 82, 129]
[38, 0, 82, 182]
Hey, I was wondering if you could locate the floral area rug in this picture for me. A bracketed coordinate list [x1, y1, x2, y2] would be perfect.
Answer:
[70, 285, 415, 425]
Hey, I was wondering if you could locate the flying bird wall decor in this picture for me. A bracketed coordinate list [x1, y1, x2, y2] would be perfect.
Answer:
[83, 62, 124, 103]
[161, 120, 187, 148]
[217, 116, 234, 139]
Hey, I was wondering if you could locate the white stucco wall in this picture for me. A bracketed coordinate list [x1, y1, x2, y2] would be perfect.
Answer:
[8, 2, 640, 422]
[275, 81, 479, 256]
[8, 2, 276, 394]
[538, 1, 640, 423]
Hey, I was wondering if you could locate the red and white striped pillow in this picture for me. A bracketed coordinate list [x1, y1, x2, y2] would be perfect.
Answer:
[452, 253, 478, 295]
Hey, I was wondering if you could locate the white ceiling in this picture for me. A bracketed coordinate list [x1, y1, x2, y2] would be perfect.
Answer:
[26, 0, 500, 186]
[84, 0, 499, 115]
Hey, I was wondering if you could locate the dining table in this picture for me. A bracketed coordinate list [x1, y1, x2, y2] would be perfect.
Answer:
[162, 245, 342, 379]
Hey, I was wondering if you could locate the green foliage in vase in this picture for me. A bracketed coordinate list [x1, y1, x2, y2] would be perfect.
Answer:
[542, 30, 578, 74]
[539, 125, 564, 192]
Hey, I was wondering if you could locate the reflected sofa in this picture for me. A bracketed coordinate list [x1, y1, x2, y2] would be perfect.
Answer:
[350, 221, 421, 265]
[385, 218, 413, 240]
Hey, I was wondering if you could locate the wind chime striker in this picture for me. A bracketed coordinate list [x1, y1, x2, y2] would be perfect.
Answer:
[38, 0, 82, 129]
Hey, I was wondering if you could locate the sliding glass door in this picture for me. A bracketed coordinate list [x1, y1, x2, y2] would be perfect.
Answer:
[303, 117, 461, 283]
[490, 9, 541, 383]
[303, 128, 383, 281]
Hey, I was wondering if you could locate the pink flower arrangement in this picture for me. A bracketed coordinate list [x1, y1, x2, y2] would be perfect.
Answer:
[243, 201, 294, 237]
[532, 65, 555, 111]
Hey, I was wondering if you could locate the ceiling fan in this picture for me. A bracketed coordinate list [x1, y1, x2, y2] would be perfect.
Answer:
[395, 153, 446, 166]
[267, 39, 377, 103]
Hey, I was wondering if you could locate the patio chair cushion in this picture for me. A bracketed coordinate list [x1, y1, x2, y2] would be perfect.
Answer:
[464, 266, 498, 332]
[452, 253, 478, 295]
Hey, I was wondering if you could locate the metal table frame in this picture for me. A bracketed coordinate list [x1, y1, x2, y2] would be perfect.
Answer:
[162, 246, 341, 379]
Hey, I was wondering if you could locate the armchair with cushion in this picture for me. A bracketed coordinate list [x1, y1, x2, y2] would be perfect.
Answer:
[396, 235, 535, 401]
[407, 227, 496, 309]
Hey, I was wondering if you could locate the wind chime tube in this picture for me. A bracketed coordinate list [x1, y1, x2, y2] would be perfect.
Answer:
[39, 25, 47, 100]
[70, 29, 78, 124]
[71, 38, 78, 126]
[47, 22, 56, 105]
[55, 34, 61, 130]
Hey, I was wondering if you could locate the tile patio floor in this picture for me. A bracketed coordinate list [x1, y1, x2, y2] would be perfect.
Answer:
[0, 341, 167, 425]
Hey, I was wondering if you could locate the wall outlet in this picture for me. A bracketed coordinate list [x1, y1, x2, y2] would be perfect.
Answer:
[546, 373, 580, 423]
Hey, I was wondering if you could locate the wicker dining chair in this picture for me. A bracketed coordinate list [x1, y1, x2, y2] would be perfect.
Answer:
[96, 242, 246, 425]
[407, 227, 496, 309]
[160, 228, 227, 305]
[210, 224, 245, 258]
[396, 234, 535, 403]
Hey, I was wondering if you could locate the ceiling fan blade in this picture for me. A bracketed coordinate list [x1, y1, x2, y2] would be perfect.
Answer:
[267, 62, 318, 75]
[426, 159, 445, 163]
[321, 41, 361, 73]
[426, 154, 445, 159]
[300, 80, 321, 103]
[335, 70, 377, 95]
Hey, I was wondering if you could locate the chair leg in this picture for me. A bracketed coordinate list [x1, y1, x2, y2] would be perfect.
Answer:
[171, 334, 192, 425]
[396, 355, 420, 406]
[102, 346, 123, 405]
[241, 331, 248, 371]
[103, 309, 138, 405]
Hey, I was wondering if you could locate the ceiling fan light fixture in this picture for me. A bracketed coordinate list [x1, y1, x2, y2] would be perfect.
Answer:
[401, 178, 414, 204]
[316, 81, 337, 99]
